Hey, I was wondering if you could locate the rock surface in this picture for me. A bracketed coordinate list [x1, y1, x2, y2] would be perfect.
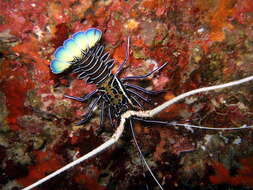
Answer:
[0, 0, 253, 189]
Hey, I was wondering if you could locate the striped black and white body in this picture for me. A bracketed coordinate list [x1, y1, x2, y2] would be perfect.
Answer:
[67, 42, 154, 126]
[50, 28, 167, 127]
[72, 44, 114, 84]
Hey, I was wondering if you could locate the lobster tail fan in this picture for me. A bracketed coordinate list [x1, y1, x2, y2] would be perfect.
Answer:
[50, 28, 102, 74]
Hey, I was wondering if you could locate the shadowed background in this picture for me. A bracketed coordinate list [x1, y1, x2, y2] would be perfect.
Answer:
[1, 0, 253, 189]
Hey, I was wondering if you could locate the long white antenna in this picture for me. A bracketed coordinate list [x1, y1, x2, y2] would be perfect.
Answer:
[23, 74, 253, 190]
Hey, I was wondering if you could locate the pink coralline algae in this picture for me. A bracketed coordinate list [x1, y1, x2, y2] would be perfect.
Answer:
[0, 0, 253, 189]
